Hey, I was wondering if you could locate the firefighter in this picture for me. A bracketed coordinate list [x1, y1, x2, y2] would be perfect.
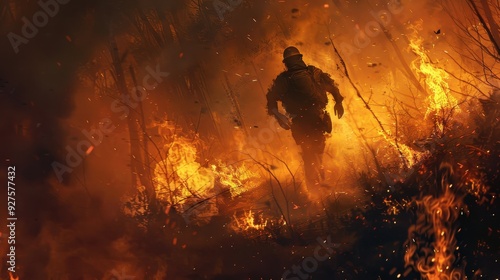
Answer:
[266, 46, 344, 186]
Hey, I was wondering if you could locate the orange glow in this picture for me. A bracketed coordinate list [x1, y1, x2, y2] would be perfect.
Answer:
[153, 137, 214, 204]
[9, 272, 19, 280]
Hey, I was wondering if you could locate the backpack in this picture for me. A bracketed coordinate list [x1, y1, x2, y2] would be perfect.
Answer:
[284, 66, 332, 133]
[286, 66, 328, 109]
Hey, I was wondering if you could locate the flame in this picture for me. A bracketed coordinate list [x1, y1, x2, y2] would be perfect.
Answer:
[230, 210, 288, 238]
[408, 20, 459, 134]
[9, 272, 19, 280]
[380, 131, 421, 167]
[151, 121, 262, 223]
[232, 210, 268, 232]
[211, 161, 260, 197]
[152, 122, 217, 224]
[153, 136, 215, 206]
[404, 164, 465, 279]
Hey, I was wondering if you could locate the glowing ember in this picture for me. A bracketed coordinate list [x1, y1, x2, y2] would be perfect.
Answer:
[383, 197, 409, 215]
[465, 176, 491, 204]
[85, 145, 94, 155]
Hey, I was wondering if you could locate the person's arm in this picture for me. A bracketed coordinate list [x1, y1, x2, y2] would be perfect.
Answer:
[266, 76, 291, 129]
[318, 70, 344, 118]
[319, 71, 344, 104]
[266, 80, 280, 116]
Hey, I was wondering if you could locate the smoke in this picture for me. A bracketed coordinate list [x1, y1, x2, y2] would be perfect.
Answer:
[0, 0, 178, 277]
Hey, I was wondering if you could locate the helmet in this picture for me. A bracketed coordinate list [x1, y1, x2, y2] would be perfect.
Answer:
[282, 46, 303, 62]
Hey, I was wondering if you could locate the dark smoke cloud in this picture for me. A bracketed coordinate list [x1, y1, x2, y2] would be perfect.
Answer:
[0, 0, 185, 277]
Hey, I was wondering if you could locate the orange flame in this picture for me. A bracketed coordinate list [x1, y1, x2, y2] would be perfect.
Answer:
[153, 136, 215, 206]
[9, 272, 19, 280]
[409, 20, 460, 134]
[152, 121, 262, 223]
[230, 210, 287, 237]
[151, 121, 218, 224]
[232, 210, 268, 232]
[380, 131, 421, 167]
[404, 164, 465, 279]
[211, 161, 260, 197]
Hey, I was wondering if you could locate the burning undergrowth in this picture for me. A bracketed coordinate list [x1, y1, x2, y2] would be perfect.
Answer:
[122, 23, 499, 279]
[331, 91, 499, 279]
[118, 88, 498, 278]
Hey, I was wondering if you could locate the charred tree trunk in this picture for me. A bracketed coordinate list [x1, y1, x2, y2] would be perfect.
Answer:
[109, 35, 137, 190]
[129, 65, 157, 205]
[108, 34, 150, 198]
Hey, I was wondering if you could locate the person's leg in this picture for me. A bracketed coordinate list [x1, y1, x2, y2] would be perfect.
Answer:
[291, 115, 326, 187]
[299, 134, 325, 188]
[301, 144, 320, 186]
